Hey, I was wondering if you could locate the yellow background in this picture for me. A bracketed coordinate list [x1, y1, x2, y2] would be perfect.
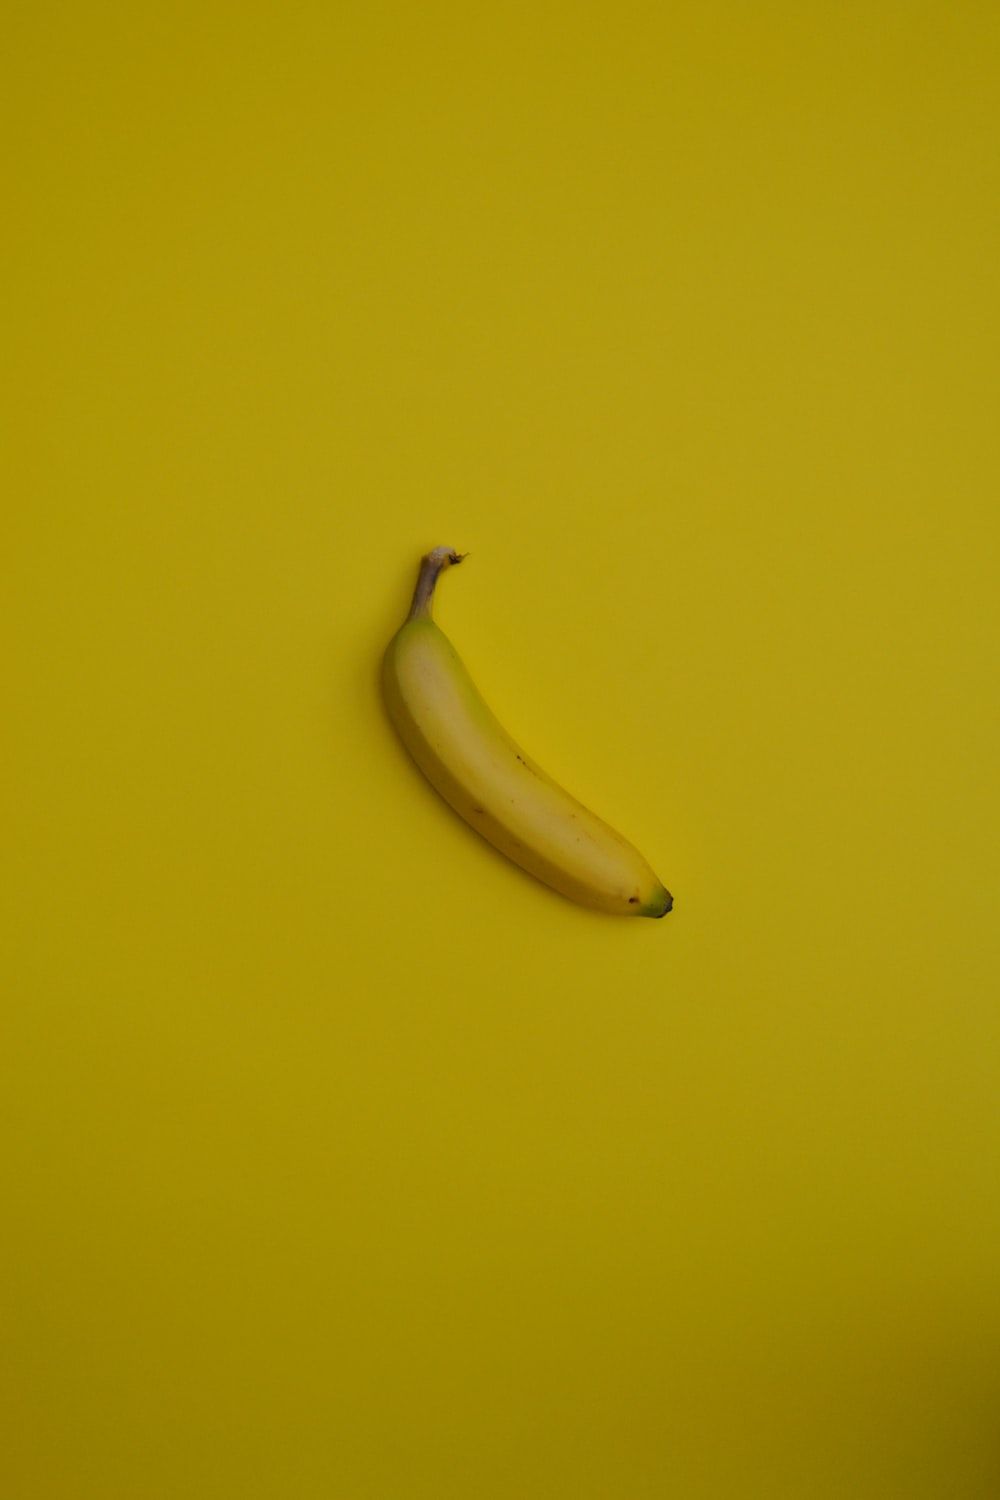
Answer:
[4, 3, 1000, 1495]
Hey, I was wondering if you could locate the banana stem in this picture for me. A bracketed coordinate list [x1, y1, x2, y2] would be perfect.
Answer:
[407, 546, 466, 621]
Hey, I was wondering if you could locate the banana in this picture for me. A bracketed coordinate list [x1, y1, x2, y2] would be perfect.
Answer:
[382, 547, 672, 918]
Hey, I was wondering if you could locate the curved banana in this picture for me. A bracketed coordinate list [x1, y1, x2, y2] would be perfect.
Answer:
[382, 547, 672, 918]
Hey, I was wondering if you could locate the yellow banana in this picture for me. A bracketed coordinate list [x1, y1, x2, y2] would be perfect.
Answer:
[382, 547, 672, 918]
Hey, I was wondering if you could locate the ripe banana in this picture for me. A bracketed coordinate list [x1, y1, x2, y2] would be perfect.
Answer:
[382, 547, 672, 918]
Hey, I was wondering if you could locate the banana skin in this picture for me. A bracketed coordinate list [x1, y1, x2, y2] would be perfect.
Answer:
[382, 547, 672, 918]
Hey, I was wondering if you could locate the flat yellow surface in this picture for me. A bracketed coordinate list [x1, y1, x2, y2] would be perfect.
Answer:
[4, 3, 1000, 1496]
